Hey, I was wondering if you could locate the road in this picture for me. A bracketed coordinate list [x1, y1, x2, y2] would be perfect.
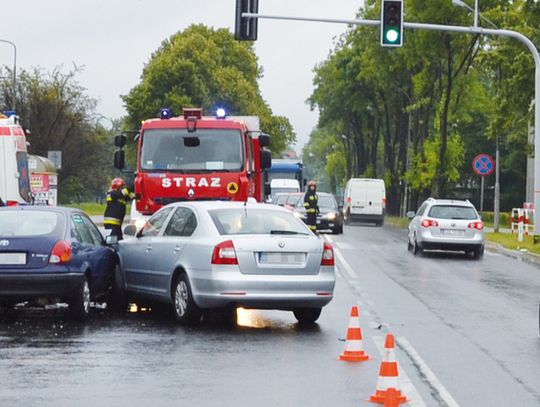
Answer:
[0, 223, 539, 406]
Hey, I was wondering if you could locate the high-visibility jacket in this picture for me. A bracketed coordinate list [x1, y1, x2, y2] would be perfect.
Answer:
[103, 187, 135, 226]
[303, 190, 319, 214]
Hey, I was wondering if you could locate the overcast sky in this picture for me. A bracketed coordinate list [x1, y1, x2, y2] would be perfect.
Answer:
[1, 0, 362, 151]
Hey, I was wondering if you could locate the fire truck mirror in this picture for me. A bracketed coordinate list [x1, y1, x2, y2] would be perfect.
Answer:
[114, 150, 125, 170]
[183, 136, 200, 147]
[259, 133, 270, 147]
[114, 134, 126, 148]
[260, 149, 272, 169]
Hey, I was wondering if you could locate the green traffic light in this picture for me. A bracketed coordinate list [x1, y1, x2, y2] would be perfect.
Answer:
[385, 29, 399, 43]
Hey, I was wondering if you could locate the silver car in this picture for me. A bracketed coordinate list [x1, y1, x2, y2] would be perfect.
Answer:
[407, 198, 485, 259]
[116, 201, 335, 324]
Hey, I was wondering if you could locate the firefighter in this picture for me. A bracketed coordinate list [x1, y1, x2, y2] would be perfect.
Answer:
[303, 180, 319, 232]
[103, 178, 134, 241]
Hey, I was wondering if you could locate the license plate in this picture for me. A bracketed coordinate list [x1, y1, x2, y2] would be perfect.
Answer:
[440, 229, 464, 237]
[259, 252, 305, 265]
[0, 253, 26, 265]
[316, 220, 321, 224]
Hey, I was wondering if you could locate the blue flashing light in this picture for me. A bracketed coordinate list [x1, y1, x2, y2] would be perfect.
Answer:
[216, 108, 227, 119]
[160, 108, 172, 120]
[4, 110, 16, 117]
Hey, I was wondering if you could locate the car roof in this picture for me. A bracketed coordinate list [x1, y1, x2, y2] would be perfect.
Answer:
[427, 198, 474, 207]
[0, 205, 84, 215]
[164, 200, 293, 213]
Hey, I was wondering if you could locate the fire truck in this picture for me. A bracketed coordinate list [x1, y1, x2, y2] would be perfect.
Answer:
[114, 108, 271, 219]
[0, 113, 32, 205]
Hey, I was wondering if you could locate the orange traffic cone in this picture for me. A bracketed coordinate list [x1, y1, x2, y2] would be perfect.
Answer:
[339, 305, 369, 362]
[369, 333, 408, 405]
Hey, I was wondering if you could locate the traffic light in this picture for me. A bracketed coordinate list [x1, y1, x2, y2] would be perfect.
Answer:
[235, 0, 259, 41]
[381, 0, 403, 47]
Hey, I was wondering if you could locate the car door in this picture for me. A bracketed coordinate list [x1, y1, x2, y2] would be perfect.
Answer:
[70, 213, 99, 276]
[124, 207, 173, 295]
[146, 207, 198, 296]
[80, 215, 115, 297]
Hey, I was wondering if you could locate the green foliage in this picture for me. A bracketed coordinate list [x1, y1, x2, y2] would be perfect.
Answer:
[0, 67, 114, 204]
[122, 24, 295, 160]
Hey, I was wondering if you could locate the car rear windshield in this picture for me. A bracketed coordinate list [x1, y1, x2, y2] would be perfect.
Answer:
[428, 205, 478, 220]
[0, 211, 63, 237]
[209, 208, 310, 235]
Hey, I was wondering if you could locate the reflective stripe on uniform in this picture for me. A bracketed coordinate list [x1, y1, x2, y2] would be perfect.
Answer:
[106, 196, 112, 202]
[103, 217, 122, 226]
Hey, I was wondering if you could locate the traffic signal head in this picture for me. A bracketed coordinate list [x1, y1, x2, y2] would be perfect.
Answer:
[381, 0, 403, 47]
[235, 0, 259, 41]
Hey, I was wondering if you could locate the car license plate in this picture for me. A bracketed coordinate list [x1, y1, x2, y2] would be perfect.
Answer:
[440, 229, 464, 237]
[0, 253, 26, 265]
[316, 219, 321, 224]
[259, 252, 305, 264]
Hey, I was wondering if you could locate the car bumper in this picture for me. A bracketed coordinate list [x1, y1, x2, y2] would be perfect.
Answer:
[190, 266, 335, 309]
[0, 272, 84, 302]
[299, 217, 340, 231]
[417, 231, 484, 251]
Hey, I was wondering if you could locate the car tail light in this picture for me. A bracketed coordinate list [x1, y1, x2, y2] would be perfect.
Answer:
[468, 221, 484, 230]
[49, 240, 72, 264]
[382, 198, 387, 208]
[347, 197, 352, 203]
[421, 219, 439, 228]
[6, 200, 18, 206]
[212, 240, 238, 265]
[321, 242, 334, 266]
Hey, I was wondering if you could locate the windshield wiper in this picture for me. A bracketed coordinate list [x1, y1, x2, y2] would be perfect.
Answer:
[270, 230, 308, 235]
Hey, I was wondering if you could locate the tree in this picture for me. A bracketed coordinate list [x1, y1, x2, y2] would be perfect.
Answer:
[0, 67, 113, 203]
[122, 24, 295, 158]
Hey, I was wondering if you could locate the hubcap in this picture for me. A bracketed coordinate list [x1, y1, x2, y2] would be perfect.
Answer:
[175, 280, 188, 317]
[82, 280, 90, 314]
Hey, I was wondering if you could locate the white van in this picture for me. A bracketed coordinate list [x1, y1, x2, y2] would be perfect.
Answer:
[0, 114, 31, 204]
[270, 178, 300, 196]
[343, 178, 386, 226]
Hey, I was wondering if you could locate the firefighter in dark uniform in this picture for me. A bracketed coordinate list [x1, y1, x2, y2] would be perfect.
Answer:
[303, 180, 319, 232]
[103, 178, 134, 241]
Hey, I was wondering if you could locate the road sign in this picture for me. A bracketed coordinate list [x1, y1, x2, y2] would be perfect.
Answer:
[472, 153, 494, 177]
[47, 150, 62, 170]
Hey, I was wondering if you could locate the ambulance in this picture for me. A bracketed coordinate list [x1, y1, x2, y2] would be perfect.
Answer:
[0, 113, 31, 205]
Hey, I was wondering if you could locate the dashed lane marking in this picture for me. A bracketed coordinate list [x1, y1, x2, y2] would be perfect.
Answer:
[373, 336, 427, 407]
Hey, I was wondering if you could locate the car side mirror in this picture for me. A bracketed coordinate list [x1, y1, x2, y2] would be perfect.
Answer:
[123, 225, 137, 236]
[406, 211, 415, 219]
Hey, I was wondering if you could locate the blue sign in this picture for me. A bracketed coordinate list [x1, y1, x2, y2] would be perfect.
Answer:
[472, 153, 495, 176]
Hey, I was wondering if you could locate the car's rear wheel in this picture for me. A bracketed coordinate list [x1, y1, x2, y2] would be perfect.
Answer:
[412, 237, 422, 256]
[172, 273, 202, 325]
[293, 307, 322, 324]
[69, 276, 91, 321]
[407, 238, 413, 252]
[473, 246, 484, 260]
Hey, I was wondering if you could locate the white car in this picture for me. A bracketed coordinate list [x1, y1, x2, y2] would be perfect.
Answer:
[116, 201, 335, 324]
[407, 198, 485, 259]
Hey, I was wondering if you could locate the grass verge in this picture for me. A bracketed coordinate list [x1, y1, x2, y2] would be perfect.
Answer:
[66, 202, 131, 216]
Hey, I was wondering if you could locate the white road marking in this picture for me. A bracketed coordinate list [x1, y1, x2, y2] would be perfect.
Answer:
[397, 337, 461, 407]
[334, 247, 358, 279]
[324, 235, 334, 243]
[373, 336, 427, 407]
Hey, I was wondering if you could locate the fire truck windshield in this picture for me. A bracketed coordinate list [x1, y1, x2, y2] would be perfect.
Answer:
[140, 128, 244, 172]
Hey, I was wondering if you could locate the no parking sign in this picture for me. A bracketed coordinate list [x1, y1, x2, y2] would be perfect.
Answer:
[472, 153, 495, 177]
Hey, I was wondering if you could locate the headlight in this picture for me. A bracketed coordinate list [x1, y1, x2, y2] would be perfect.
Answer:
[325, 212, 337, 220]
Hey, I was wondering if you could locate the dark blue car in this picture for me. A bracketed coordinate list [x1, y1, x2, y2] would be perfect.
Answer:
[0, 206, 117, 320]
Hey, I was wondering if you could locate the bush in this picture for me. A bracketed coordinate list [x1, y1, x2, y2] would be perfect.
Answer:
[481, 211, 511, 226]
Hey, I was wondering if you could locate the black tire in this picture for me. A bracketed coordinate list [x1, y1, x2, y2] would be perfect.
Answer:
[412, 237, 422, 256]
[69, 275, 91, 321]
[108, 264, 129, 313]
[473, 246, 484, 260]
[332, 226, 340, 234]
[339, 223, 344, 234]
[221, 305, 238, 326]
[293, 307, 322, 324]
[407, 238, 413, 252]
[172, 273, 202, 325]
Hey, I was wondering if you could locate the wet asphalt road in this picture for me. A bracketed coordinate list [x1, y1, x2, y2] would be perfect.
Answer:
[1, 224, 539, 407]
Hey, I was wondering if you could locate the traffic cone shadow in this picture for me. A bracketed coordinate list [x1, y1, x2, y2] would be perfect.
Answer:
[369, 333, 408, 405]
[338, 305, 370, 362]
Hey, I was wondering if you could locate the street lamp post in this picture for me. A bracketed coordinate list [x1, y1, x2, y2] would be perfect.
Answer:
[0, 39, 16, 111]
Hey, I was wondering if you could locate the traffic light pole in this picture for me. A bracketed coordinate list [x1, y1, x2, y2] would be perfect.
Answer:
[243, 12, 540, 238]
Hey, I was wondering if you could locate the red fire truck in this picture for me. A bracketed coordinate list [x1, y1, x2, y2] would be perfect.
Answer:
[114, 108, 271, 218]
